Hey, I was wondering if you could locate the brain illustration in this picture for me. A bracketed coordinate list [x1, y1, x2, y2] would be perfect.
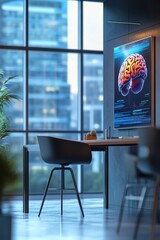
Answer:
[118, 53, 147, 96]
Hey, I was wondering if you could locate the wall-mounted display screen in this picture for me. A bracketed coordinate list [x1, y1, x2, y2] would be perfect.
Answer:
[114, 36, 154, 129]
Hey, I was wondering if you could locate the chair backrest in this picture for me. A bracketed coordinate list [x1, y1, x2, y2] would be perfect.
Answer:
[124, 145, 147, 179]
[125, 146, 139, 179]
[137, 127, 160, 175]
[37, 136, 92, 166]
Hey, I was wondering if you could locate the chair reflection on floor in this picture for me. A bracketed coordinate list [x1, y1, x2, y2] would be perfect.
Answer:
[37, 136, 92, 217]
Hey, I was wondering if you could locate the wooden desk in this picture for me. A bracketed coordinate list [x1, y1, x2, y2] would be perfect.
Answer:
[83, 137, 138, 149]
[23, 137, 138, 213]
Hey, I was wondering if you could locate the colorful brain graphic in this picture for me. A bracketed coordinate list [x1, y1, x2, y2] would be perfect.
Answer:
[118, 53, 147, 96]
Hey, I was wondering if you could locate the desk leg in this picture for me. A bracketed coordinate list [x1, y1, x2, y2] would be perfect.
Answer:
[103, 146, 108, 208]
[23, 146, 29, 213]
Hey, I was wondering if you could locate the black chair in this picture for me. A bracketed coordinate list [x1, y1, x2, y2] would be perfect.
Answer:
[37, 136, 92, 217]
[137, 127, 160, 239]
[117, 145, 153, 240]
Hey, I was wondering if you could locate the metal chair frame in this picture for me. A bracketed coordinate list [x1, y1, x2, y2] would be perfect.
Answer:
[38, 166, 84, 217]
[37, 135, 92, 217]
[117, 144, 153, 240]
[117, 181, 148, 240]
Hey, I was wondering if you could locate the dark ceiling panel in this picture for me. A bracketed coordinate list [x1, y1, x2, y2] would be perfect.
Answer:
[104, 0, 129, 41]
[128, 0, 160, 32]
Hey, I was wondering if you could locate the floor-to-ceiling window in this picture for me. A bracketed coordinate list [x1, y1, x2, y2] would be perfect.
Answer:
[0, 0, 103, 195]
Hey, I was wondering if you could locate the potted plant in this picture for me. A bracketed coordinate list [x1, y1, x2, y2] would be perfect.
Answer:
[0, 148, 19, 240]
[0, 70, 20, 240]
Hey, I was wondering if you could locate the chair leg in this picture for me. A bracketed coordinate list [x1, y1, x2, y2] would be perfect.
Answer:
[68, 168, 84, 217]
[133, 186, 147, 240]
[60, 168, 65, 215]
[38, 168, 55, 217]
[117, 185, 129, 233]
[150, 177, 160, 240]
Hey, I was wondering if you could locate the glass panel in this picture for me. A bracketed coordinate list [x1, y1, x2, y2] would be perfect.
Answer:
[83, 54, 103, 131]
[29, 0, 79, 49]
[83, 2, 103, 51]
[0, 50, 24, 130]
[29, 133, 80, 194]
[0, 0, 24, 46]
[83, 152, 104, 193]
[29, 152, 79, 194]
[28, 52, 80, 131]
[0, 0, 104, 196]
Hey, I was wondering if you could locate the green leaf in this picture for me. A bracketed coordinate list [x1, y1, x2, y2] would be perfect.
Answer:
[0, 71, 20, 142]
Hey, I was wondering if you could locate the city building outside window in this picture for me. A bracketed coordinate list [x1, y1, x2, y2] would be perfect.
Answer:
[0, 0, 103, 195]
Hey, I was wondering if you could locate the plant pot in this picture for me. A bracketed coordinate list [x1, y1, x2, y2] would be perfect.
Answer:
[85, 135, 97, 140]
[0, 214, 12, 240]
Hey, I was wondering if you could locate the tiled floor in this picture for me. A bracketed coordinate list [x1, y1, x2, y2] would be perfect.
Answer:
[2, 197, 160, 240]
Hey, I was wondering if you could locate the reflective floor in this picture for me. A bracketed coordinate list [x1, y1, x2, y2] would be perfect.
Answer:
[2, 196, 160, 240]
